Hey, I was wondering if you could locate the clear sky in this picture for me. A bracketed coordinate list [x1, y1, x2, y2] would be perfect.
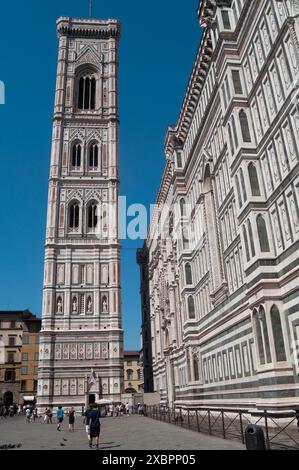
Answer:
[0, 0, 202, 349]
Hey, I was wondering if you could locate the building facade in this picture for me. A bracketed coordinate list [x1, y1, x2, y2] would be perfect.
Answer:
[0, 311, 41, 406]
[37, 17, 123, 411]
[137, 248, 154, 393]
[138, 0, 299, 410]
[124, 351, 143, 394]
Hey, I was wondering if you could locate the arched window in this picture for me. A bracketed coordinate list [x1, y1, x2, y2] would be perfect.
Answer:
[193, 355, 200, 382]
[257, 214, 270, 252]
[270, 305, 286, 362]
[243, 226, 250, 262]
[69, 202, 80, 230]
[247, 220, 256, 257]
[89, 143, 99, 169]
[188, 296, 195, 320]
[248, 163, 261, 196]
[239, 110, 251, 143]
[235, 175, 242, 208]
[185, 263, 193, 285]
[254, 306, 272, 365]
[71, 142, 81, 169]
[240, 168, 247, 203]
[88, 203, 98, 231]
[78, 75, 96, 110]
[180, 198, 186, 216]
[126, 369, 133, 381]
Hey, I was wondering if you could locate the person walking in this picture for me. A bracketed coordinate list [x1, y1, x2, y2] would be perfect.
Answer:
[125, 402, 130, 416]
[56, 405, 64, 431]
[32, 407, 38, 423]
[88, 404, 101, 449]
[84, 405, 92, 441]
[25, 407, 31, 423]
[68, 407, 75, 432]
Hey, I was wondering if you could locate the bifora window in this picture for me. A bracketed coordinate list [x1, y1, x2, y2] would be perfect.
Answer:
[69, 203, 80, 230]
[71, 142, 81, 169]
[88, 203, 98, 231]
[89, 143, 99, 169]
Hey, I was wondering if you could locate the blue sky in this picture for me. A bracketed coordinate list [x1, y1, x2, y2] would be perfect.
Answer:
[0, 0, 201, 349]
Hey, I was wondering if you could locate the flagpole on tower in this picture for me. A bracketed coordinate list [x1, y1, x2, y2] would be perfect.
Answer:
[89, 0, 93, 18]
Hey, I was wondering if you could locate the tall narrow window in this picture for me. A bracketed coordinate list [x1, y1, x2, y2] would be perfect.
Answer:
[176, 152, 183, 168]
[270, 305, 287, 362]
[78, 75, 96, 110]
[240, 168, 247, 203]
[257, 214, 270, 252]
[169, 212, 174, 237]
[260, 306, 271, 363]
[88, 203, 98, 231]
[69, 203, 80, 230]
[185, 263, 193, 285]
[180, 198, 186, 216]
[242, 226, 250, 262]
[231, 115, 239, 149]
[232, 70, 243, 94]
[228, 124, 234, 154]
[193, 355, 200, 381]
[235, 175, 242, 208]
[222, 10, 231, 29]
[247, 220, 256, 257]
[239, 110, 251, 143]
[254, 309, 265, 365]
[188, 296, 195, 320]
[248, 163, 261, 196]
[89, 143, 99, 169]
[71, 143, 81, 169]
[254, 307, 272, 365]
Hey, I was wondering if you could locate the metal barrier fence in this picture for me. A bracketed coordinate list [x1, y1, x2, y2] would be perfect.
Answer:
[137, 405, 299, 450]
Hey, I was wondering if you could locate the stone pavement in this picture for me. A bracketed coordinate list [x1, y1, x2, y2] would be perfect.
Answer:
[0, 414, 244, 450]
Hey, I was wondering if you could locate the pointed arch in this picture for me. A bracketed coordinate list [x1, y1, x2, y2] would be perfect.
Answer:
[71, 141, 82, 169]
[88, 141, 100, 170]
[75, 64, 98, 111]
[257, 214, 270, 252]
[248, 162, 261, 196]
[87, 201, 98, 232]
[188, 296, 195, 320]
[270, 305, 286, 362]
[239, 109, 251, 143]
[69, 200, 80, 230]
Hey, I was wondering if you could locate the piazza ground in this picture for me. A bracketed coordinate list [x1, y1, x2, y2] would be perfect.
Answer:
[0, 414, 244, 450]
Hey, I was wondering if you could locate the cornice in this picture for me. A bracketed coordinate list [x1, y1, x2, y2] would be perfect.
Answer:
[56, 17, 121, 40]
[164, 1, 232, 156]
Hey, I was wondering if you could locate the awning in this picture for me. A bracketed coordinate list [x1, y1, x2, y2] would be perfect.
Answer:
[96, 399, 112, 405]
[23, 396, 35, 401]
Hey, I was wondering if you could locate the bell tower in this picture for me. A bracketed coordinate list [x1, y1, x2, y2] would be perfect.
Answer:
[37, 16, 123, 410]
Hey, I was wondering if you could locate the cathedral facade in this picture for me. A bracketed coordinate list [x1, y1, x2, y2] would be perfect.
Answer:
[37, 17, 123, 410]
[138, 0, 299, 410]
